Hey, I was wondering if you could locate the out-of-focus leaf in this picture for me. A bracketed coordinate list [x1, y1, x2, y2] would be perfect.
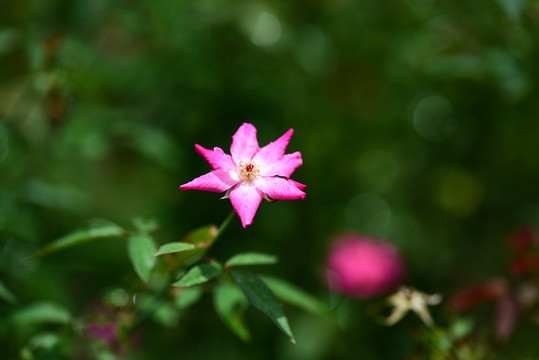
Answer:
[173, 262, 222, 287]
[496, 0, 527, 22]
[449, 317, 474, 339]
[128, 234, 157, 283]
[225, 252, 278, 267]
[174, 286, 203, 309]
[166, 225, 218, 267]
[132, 217, 159, 234]
[25, 180, 89, 212]
[33, 221, 126, 258]
[261, 275, 330, 316]
[11, 302, 71, 326]
[0, 280, 16, 304]
[213, 282, 251, 342]
[137, 294, 179, 327]
[131, 126, 180, 169]
[96, 350, 116, 360]
[20, 347, 33, 360]
[231, 269, 296, 345]
[153, 242, 196, 257]
[27, 332, 61, 351]
[152, 302, 180, 327]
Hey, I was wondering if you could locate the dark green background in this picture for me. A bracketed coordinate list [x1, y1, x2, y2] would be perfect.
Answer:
[1, 0, 538, 358]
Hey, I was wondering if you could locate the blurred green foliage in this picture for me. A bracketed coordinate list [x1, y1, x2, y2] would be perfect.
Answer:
[1, 0, 539, 358]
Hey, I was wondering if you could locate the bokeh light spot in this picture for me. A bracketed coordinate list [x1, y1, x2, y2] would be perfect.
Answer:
[107, 288, 129, 307]
[437, 170, 484, 217]
[249, 11, 281, 47]
[412, 94, 456, 141]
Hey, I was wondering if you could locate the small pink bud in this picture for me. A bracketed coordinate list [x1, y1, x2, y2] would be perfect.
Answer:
[325, 233, 405, 299]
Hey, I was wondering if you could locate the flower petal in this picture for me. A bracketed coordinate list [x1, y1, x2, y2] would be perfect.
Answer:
[230, 123, 259, 163]
[229, 182, 263, 227]
[288, 179, 307, 191]
[254, 177, 306, 200]
[180, 170, 239, 193]
[260, 151, 303, 178]
[253, 128, 293, 168]
[195, 145, 236, 171]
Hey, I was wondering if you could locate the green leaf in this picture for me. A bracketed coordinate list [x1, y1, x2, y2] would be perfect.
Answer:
[166, 225, 218, 267]
[183, 225, 218, 246]
[172, 262, 222, 287]
[11, 302, 71, 326]
[0, 280, 16, 304]
[213, 282, 251, 342]
[33, 221, 126, 258]
[174, 286, 203, 309]
[153, 242, 196, 257]
[225, 252, 278, 267]
[231, 269, 296, 345]
[128, 234, 157, 283]
[261, 275, 330, 316]
[132, 217, 159, 234]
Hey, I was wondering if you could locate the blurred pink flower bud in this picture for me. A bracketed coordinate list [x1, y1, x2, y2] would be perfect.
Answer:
[509, 254, 539, 278]
[449, 278, 507, 312]
[85, 322, 119, 348]
[509, 226, 539, 252]
[325, 233, 405, 299]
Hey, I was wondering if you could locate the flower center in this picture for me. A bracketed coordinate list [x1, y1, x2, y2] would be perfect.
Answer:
[238, 161, 260, 181]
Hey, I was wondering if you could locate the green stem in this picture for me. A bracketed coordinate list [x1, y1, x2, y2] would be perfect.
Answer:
[212, 210, 235, 245]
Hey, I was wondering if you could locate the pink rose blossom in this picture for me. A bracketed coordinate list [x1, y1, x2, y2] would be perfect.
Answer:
[325, 233, 404, 298]
[180, 123, 306, 227]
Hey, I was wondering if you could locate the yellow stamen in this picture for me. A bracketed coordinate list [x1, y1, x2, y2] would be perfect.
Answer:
[238, 161, 260, 181]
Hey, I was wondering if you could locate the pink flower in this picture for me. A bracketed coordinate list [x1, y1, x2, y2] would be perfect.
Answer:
[325, 233, 404, 298]
[180, 123, 306, 227]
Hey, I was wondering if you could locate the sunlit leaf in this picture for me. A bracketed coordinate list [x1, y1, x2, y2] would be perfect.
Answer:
[174, 286, 203, 309]
[33, 221, 126, 258]
[11, 302, 71, 326]
[153, 242, 196, 257]
[213, 282, 251, 341]
[172, 262, 222, 287]
[225, 252, 278, 267]
[0, 280, 16, 304]
[128, 234, 157, 283]
[261, 275, 330, 316]
[231, 269, 296, 345]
